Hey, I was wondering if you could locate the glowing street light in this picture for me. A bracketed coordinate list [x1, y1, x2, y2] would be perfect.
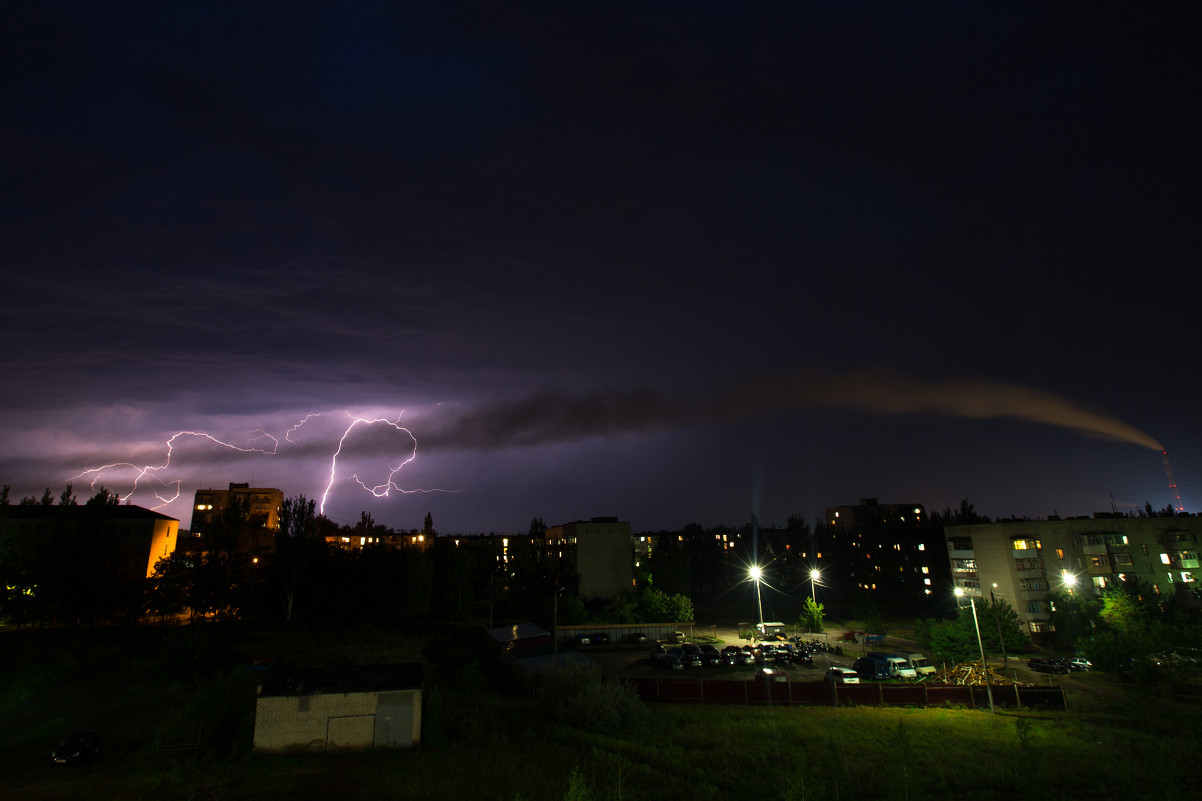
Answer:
[749, 565, 764, 631]
[955, 587, 995, 713]
[809, 568, 821, 604]
[1062, 570, 1078, 594]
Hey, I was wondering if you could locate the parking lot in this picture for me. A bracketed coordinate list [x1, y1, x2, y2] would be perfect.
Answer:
[575, 625, 861, 681]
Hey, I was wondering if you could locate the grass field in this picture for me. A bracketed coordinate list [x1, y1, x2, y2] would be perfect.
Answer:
[2, 624, 1199, 800]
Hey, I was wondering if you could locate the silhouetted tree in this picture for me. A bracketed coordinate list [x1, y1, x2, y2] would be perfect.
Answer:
[274, 495, 325, 623]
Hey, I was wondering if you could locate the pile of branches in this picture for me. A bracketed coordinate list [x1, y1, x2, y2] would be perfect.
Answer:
[940, 660, 1023, 686]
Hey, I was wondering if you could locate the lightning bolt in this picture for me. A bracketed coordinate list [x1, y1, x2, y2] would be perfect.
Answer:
[319, 412, 452, 514]
[69, 411, 454, 517]
[70, 429, 282, 508]
[285, 413, 321, 442]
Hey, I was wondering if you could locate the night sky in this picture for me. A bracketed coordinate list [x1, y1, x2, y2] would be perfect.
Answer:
[3, 3, 1198, 534]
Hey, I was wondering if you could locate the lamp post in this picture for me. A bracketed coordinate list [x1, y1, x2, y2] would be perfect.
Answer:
[809, 568, 821, 634]
[750, 565, 765, 633]
[990, 583, 1008, 670]
[956, 587, 995, 713]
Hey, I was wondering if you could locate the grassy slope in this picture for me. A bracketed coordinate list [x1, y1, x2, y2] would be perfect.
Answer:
[1, 625, 1199, 801]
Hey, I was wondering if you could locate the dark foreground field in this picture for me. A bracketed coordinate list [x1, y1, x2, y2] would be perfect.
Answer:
[2, 624, 1199, 801]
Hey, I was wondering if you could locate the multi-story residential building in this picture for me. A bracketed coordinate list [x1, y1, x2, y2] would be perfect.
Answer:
[945, 514, 1202, 638]
[545, 517, 634, 599]
[1, 503, 178, 579]
[441, 518, 636, 599]
[187, 483, 284, 554]
[823, 498, 944, 610]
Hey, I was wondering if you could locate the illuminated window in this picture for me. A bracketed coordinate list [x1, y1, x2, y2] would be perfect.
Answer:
[924, 578, 931, 585]
[917, 543, 925, 551]
[1161, 554, 1172, 564]
[1056, 548, 1065, 559]
[1012, 539, 1040, 551]
[921, 567, 929, 574]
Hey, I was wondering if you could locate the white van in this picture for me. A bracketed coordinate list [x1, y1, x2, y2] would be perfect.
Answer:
[886, 656, 917, 680]
[903, 652, 937, 678]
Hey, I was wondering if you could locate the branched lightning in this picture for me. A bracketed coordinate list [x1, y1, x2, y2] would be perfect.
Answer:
[70, 430, 282, 508]
[69, 411, 453, 517]
[319, 412, 453, 514]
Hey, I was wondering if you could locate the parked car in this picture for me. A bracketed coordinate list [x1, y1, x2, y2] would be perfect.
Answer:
[1069, 657, 1092, 672]
[590, 633, 611, 645]
[680, 651, 703, 669]
[655, 653, 684, 671]
[723, 646, 752, 665]
[573, 634, 591, 646]
[1027, 658, 1068, 674]
[825, 667, 860, 685]
[51, 730, 99, 765]
[623, 632, 648, 643]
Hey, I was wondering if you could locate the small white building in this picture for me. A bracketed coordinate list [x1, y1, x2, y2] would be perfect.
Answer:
[253, 664, 422, 752]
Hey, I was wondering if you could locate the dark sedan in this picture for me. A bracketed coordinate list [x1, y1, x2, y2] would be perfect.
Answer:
[51, 730, 99, 765]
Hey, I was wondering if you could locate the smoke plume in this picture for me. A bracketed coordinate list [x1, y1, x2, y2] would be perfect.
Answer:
[421, 369, 1163, 453]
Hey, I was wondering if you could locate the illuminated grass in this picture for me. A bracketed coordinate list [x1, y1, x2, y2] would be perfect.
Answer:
[1, 627, 1197, 800]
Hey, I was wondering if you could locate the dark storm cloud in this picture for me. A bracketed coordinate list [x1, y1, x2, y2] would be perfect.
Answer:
[419, 370, 1163, 453]
[2, 4, 1197, 529]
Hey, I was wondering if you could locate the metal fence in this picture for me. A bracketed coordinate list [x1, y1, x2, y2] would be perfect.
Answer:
[612, 675, 1066, 710]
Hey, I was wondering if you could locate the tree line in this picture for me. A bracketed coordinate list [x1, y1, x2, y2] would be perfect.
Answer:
[0, 488, 694, 631]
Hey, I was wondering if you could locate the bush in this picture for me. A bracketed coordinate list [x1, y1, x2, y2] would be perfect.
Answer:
[535, 668, 645, 735]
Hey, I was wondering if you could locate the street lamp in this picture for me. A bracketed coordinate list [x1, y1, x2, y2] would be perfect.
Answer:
[955, 587, 995, 713]
[808, 568, 821, 635]
[749, 565, 765, 633]
[990, 583, 1008, 670]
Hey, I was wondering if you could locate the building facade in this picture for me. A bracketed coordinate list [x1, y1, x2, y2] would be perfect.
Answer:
[823, 498, 943, 608]
[188, 483, 284, 553]
[546, 517, 634, 599]
[0, 503, 178, 579]
[945, 514, 1202, 636]
[253, 664, 422, 752]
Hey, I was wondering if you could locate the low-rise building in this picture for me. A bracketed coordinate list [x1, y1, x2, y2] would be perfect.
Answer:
[253, 664, 423, 752]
